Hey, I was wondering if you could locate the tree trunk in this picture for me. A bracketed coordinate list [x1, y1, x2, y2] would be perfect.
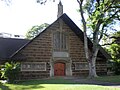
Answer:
[88, 48, 99, 78]
[88, 20, 101, 78]
[77, 0, 89, 61]
[77, 0, 100, 79]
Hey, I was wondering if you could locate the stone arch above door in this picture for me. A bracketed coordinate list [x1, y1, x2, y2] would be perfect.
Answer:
[50, 58, 72, 77]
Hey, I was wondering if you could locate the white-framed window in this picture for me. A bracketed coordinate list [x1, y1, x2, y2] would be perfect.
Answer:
[53, 31, 68, 51]
[21, 62, 46, 71]
[75, 62, 88, 70]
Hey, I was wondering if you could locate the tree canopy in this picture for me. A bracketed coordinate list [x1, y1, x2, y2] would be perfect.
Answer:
[107, 31, 120, 75]
[26, 23, 49, 39]
[76, 0, 120, 78]
[107, 31, 120, 58]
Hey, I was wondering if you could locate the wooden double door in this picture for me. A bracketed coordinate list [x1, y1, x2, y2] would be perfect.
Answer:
[54, 63, 65, 76]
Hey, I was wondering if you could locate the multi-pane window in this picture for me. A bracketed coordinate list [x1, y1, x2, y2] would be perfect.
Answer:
[21, 62, 46, 71]
[75, 62, 88, 70]
[53, 31, 68, 51]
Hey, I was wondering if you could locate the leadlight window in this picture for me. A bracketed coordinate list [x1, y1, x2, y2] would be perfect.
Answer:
[75, 62, 88, 70]
[53, 31, 68, 51]
[21, 62, 46, 71]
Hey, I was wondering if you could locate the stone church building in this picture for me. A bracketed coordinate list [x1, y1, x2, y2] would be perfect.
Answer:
[0, 2, 110, 80]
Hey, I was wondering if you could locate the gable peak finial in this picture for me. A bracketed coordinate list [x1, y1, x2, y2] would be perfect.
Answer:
[57, 0, 63, 18]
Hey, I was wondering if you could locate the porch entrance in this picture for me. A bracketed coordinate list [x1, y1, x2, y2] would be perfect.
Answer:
[54, 63, 65, 76]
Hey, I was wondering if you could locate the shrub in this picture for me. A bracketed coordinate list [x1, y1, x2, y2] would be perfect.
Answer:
[112, 60, 120, 75]
[1, 62, 20, 83]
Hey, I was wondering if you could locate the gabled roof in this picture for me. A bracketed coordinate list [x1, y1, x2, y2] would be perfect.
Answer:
[0, 38, 29, 60]
[11, 13, 111, 59]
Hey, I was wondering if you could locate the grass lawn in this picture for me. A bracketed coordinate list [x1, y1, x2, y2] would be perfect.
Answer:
[95, 75, 120, 83]
[0, 77, 120, 90]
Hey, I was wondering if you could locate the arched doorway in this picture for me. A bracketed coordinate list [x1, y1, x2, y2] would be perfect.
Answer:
[54, 62, 65, 76]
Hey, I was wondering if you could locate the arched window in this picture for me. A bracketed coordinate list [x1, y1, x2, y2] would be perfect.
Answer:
[53, 31, 68, 51]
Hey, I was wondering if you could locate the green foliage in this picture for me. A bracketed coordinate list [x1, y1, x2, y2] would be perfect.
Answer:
[109, 44, 120, 75]
[26, 23, 49, 39]
[77, 0, 120, 78]
[85, 0, 120, 76]
[109, 31, 120, 52]
[107, 31, 120, 75]
[114, 31, 120, 37]
[112, 60, 120, 75]
[109, 44, 120, 59]
[112, 31, 120, 44]
[0, 62, 20, 83]
[86, 0, 120, 39]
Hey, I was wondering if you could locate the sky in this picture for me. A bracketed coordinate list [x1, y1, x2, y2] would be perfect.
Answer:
[0, 0, 80, 36]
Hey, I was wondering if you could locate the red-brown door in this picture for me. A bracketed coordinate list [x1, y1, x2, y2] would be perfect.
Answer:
[54, 63, 65, 76]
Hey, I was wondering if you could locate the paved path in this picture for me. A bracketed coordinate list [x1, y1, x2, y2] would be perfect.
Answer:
[63, 77, 120, 88]
[74, 79, 120, 88]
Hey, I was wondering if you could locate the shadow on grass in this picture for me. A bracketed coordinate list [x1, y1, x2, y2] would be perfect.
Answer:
[16, 78, 77, 85]
[15, 85, 44, 90]
[1, 77, 120, 90]
[0, 82, 45, 90]
[15, 77, 120, 86]
[0, 78, 75, 90]
[0, 83, 11, 90]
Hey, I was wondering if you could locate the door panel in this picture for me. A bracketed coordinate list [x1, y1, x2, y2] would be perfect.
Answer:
[54, 63, 65, 76]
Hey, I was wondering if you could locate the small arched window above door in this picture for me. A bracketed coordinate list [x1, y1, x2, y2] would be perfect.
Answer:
[53, 31, 68, 51]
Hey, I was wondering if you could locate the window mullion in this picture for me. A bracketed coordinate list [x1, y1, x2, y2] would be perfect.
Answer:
[60, 32, 62, 51]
